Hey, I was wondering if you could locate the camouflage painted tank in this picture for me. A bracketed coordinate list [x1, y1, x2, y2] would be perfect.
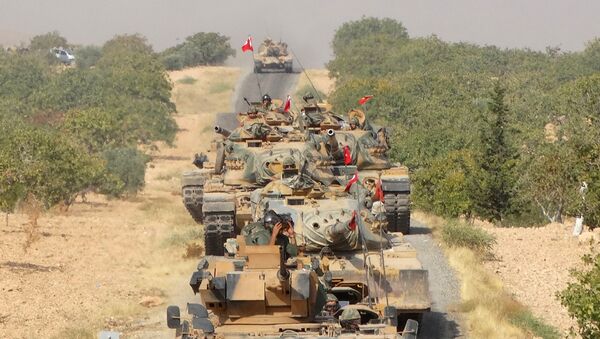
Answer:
[166, 240, 422, 338]
[182, 109, 339, 256]
[298, 103, 411, 235]
[246, 168, 431, 324]
[254, 38, 293, 73]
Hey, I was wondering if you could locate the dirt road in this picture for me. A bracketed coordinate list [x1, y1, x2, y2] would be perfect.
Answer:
[405, 221, 463, 338]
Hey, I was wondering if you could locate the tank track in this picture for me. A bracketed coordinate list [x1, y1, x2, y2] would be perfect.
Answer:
[383, 192, 410, 234]
[203, 211, 235, 256]
[182, 185, 204, 223]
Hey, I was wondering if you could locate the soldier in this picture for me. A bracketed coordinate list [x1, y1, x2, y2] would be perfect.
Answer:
[349, 116, 360, 130]
[261, 94, 278, 111]
[242, 210, 298, 258]
[322, 294, 340, 316]
[339, 307, 361, 332]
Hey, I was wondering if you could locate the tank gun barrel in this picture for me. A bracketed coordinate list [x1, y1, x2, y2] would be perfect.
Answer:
[326, 129, 343, 160]
[214, 126, 231, 137]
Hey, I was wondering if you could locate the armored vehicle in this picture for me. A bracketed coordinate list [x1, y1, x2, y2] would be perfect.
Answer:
[166, 235, 426, 338]
[299, 103, 411, 234]
[254, 38, 293, 73]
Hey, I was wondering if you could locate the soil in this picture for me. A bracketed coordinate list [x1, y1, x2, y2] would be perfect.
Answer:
[481, 220, 597, 335]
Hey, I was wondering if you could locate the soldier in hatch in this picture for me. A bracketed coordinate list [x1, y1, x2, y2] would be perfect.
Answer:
[261, 93, 278, 112]
[348, 116, 360, 130]
[242, 210, 297, 258]
[321, 294, 340, 316]
[339, 307, 361, 332]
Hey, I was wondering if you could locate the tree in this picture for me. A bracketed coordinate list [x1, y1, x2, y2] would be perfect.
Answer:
[29, 31, 69, 51]
[160, 32, 235, 70]
[469, 82, 518, 224]
[558, 247, 600, 338]
[75, 45, 102, 69]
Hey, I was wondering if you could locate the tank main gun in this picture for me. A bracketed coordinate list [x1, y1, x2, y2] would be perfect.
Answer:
[214, 126, 231, 137]
[326, 129, 344, 161]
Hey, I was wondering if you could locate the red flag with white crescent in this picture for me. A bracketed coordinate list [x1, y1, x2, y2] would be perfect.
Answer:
[349, 210, 357, 231]
[358, 95, 373, 105]
[241, 36, 253, 52]
[344, 172, 359, 192]
[343, 145, 352, 165]
[284, 95, 291, 113]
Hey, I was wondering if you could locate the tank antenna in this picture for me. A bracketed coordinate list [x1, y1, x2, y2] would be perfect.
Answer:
[290, 49, 323, 103]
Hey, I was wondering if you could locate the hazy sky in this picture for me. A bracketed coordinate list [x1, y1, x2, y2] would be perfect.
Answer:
[2, 0, 600, 67]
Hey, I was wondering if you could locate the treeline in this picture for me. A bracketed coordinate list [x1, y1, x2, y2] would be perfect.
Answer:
[0, 32, 177, 212]
[328, 17, 600, 227]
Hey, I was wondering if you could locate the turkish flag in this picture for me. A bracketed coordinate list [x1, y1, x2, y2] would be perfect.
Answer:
[374, 179, 385, 202]
[349, 210, 357, 231]
[241, 36, 253, 52]
[343, 145, 352, 165]
[358, 95, 373, 105]
[284, 95, 291, 112]
[344, 172, 359, 192]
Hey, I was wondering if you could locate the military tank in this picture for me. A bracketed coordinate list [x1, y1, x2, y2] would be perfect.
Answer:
[254, 38, 293, 73]
[298, 102, 411, 235]
[247, 166, 430, 325]
[166, 240, 423, 338]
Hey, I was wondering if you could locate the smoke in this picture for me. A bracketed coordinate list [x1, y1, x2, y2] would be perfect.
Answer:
[2, 0, 600, 68]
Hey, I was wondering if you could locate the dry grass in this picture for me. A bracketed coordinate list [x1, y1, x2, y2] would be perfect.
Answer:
[169, 66, 241, 115]
[412, 211, 559, 339]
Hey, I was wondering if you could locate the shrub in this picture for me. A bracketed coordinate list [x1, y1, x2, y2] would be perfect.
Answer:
[441, 220, 496, 256]
[557, 245, 600, 338]
[100, 147, 150, 196]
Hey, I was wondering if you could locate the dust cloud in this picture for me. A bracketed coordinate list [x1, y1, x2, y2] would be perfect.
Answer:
[2, 0, 600, 67]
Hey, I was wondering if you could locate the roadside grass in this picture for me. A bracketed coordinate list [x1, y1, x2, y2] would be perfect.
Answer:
[163, 227, 203, 247]
[413, 211, 560, 339]
[441, 220, 496, 258]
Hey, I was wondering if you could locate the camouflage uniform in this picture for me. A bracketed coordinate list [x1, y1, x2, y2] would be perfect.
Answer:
[241, 212, 298, 258]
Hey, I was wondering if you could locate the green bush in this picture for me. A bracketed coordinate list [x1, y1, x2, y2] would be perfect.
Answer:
[161, 32, 235, 70]
[100, 147, 150, 196]
[557, 246, 600, 338]
[441, 221, 496, 256]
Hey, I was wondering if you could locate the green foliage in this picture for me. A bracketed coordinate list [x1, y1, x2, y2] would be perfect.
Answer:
[557, 246, 600, 338]
[469, 83, 518, 224]
[0, 120, 103, 210]
[413, 150, 476, 217]
[327, 17, 600, 226]
[75, 45, 102, 69]
[100, 148, 150, 196]
[0, 31, 179, 211]
[29, 31, 69, 51]
[160, 32, 235, 70]
[441, 220, 496, 256]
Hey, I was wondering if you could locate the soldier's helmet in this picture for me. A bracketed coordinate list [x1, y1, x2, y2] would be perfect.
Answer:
[263, 210, 282, 229]
[349, 116, 360, 127]
[326, 294, 338, 302]
[339, 307, 361, 321]
[262, 94, 272, 104]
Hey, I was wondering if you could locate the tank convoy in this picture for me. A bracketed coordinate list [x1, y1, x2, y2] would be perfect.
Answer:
[254, 37, 293, 73]
[181, 95, 411, 256]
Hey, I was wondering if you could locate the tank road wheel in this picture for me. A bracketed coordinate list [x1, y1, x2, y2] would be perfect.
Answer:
[203, 211, 235, 256]
[384, 193, 411, 234]
[182, 185, 204, 223]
